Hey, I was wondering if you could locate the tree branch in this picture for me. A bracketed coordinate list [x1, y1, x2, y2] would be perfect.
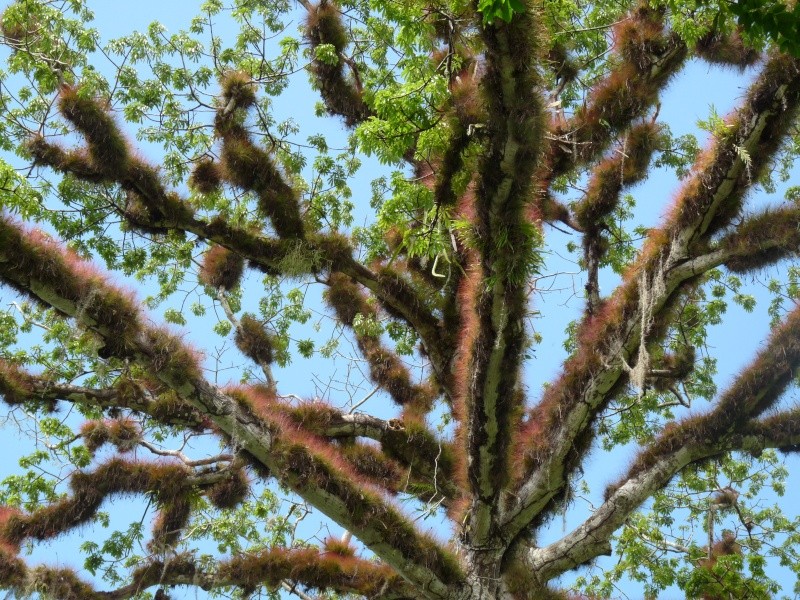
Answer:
[575, 122, 661, 315]
[0, 547, 413, 599]
[456, 4, 546, 548]
[543, 5, 686, 183]
[26, 84, 451, 392]
[710, 205, 800, 273]
[324, 273, 436, 417]
[0, 457, 230, 552]
[231, 388, 462, 504]
[526, 417, 800, 583]
[0, 360, 210, 429]
[507, 51, 800, 540]
[0, 217, 462, 598]
[526, 301, 800, 581]
[304, 1, 371, 127]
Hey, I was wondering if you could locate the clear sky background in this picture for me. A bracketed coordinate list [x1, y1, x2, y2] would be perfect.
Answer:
[1, 1, 800, 598]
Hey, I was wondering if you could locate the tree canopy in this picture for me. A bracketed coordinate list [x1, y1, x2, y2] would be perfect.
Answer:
[1, 0, 800, 598]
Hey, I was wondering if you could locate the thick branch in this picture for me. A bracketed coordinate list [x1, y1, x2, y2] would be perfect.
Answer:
[712, 205, 800, 273]
[0, 458, 230, 552]
[304, 1, 370, 127]
[248, 389, 462, 504]
[617, 302, 800, 486]
[214, 75, 304, 239]
[2, 360, 458, 505]
[325, 273, 436, 416]
[285, 402, 462, 503]
[527, 420, 800, 582]
[459, 3, 546, 546]
[0, 361, 209, 428]
[525, 445, 691, 582]
[0, 547, 412, 599]
[139, 548, 409, 599]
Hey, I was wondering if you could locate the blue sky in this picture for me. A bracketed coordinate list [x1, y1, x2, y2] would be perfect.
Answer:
[2, 0, 800, 598]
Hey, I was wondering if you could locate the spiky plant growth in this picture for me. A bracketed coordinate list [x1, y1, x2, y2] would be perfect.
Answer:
[80, 418, 141, 454]
[696, 30, 761, 70]
[206, 469, 250, 509]
[304, 0, 369, 126]
[233, 314, 275, 365]
[4, 0, 800, 599]
[198, 244, 245, 290]
[188, 158, 222, 194]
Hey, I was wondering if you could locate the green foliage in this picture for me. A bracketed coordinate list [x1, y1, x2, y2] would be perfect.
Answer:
[667, 0, 800, 57]
[697, 104, 731, 139]
[727, 0, 800, 57]
[477, 0, 526, 24]
[579, 452, 794, 599]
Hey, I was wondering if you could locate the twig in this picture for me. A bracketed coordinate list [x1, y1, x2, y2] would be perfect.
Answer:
[138, 440, 233, 467]
[281, 580, 318, 600]
[349, 385, 380, 413]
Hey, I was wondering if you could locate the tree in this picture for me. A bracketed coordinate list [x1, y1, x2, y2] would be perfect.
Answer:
[1, 0, 800, 598]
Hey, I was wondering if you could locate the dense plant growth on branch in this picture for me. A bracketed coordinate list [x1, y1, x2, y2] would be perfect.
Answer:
[2, 0, 800, 598]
